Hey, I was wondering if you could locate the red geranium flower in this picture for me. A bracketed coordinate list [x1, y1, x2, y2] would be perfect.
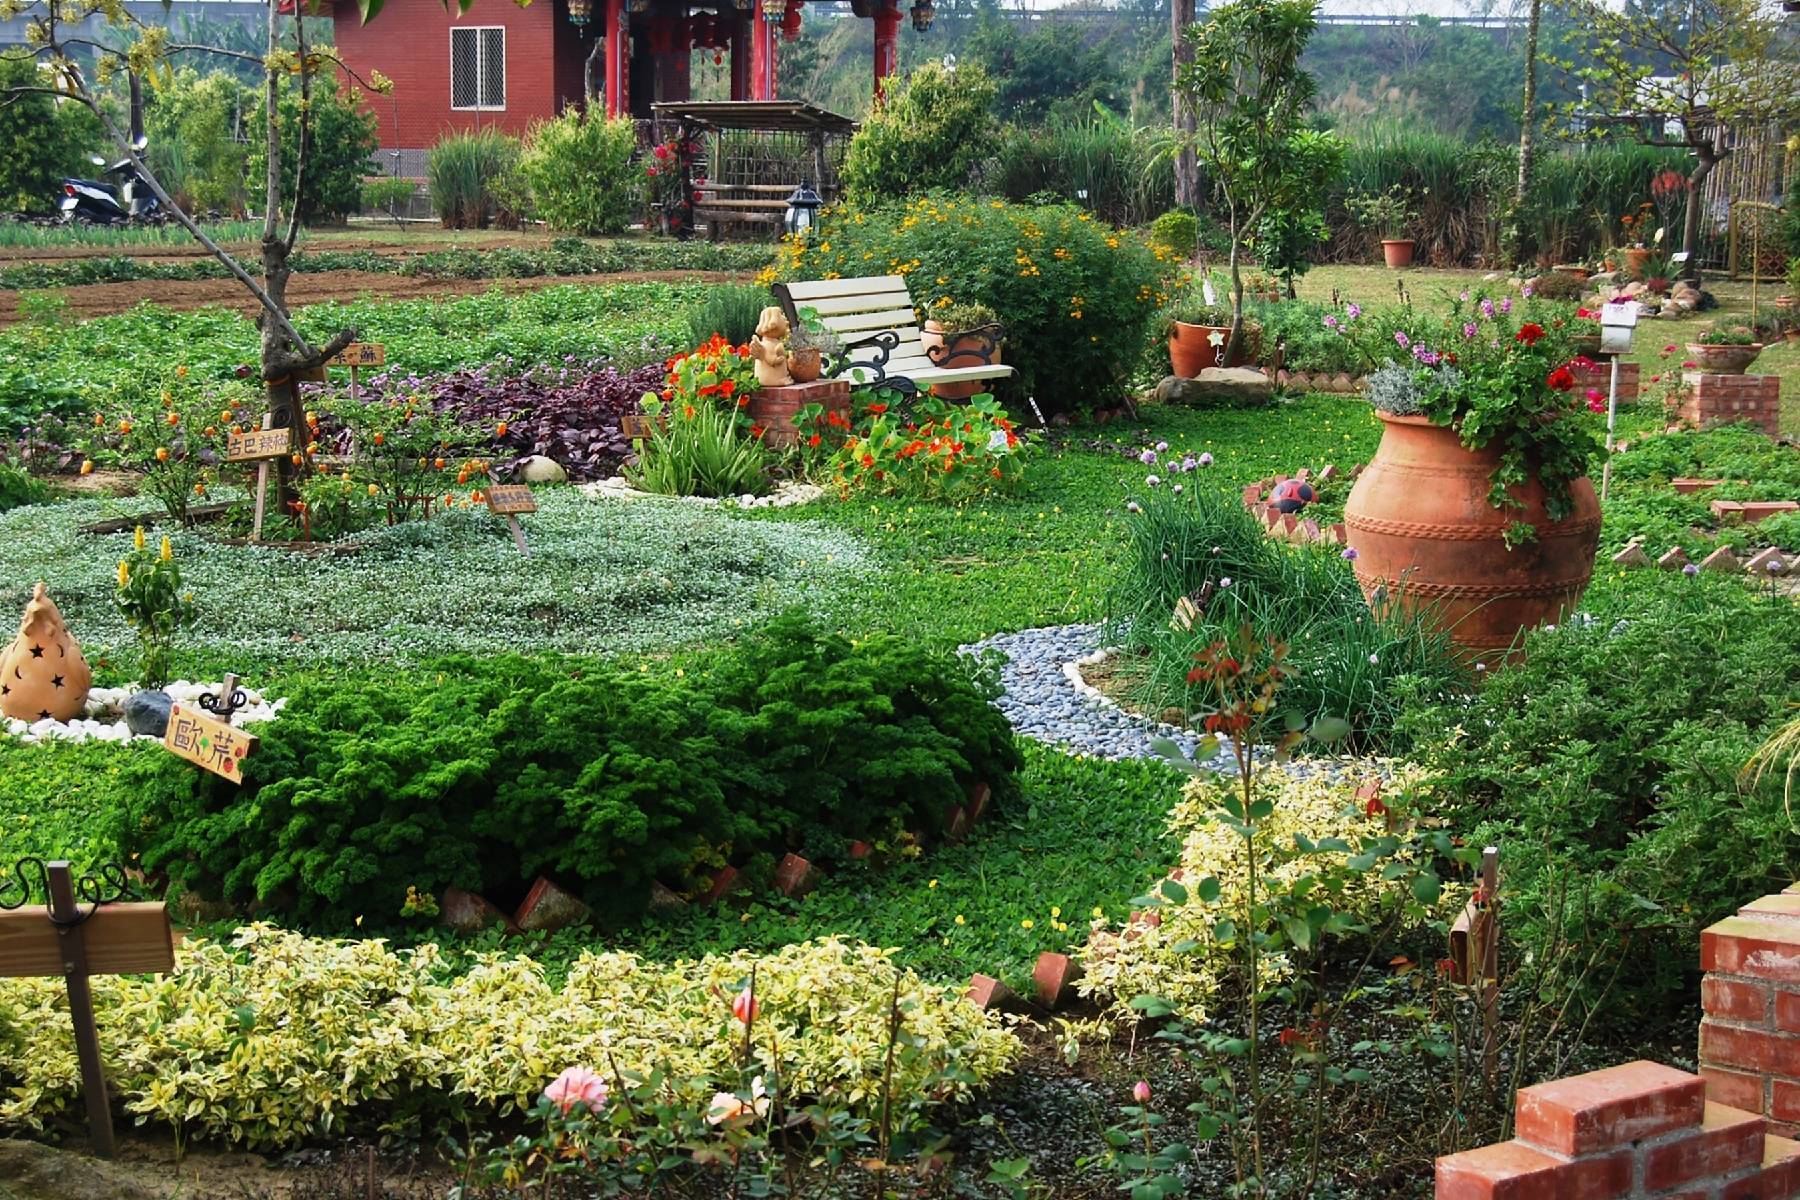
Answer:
[1546, 366, 1576, 392]
[1515, 323, 1546, 345]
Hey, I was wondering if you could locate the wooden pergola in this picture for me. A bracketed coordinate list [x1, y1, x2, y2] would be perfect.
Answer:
[651, 100, 857, 238]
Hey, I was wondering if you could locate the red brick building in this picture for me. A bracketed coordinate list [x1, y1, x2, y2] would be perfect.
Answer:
[332, 0, 913, 165]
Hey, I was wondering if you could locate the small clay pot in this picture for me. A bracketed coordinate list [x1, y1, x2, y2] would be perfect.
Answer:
[1380, 239, 1416, 269]
[1623, 248, 1652, 279]
[789, 347, 823, 383]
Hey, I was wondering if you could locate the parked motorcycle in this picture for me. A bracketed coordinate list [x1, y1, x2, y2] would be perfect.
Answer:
[56, 71, 161, 225]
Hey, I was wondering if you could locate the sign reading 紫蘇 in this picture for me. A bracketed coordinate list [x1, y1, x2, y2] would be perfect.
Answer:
[327, 342, 386, 368]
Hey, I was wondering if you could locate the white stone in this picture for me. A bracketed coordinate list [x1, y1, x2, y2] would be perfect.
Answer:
[517, 455, 569, 484]
[1, 682, 284, 746]
[580, 477, 824, 509]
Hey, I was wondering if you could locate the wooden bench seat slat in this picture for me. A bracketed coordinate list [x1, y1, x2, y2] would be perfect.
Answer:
[795, 291, 915, 316]
[822, 308, 921, 334]
[783, 275, 908, 301]
[694, 199, 793, 210]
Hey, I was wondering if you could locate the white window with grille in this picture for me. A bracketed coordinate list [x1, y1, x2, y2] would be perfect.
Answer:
[450, 26, 506, 111]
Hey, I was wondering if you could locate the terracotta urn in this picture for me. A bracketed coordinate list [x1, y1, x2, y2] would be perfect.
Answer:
[1168, 322, 1249, 378]
[789, 347, 823, 384]
[922, 319, 1005, 400]
[0, 582, 92, 723]
[1344, 413, 1601, 661]
[1683, 343, 1762, 374]
[1623, 247, 1652, 279]
[1381, 239, 1416, 269]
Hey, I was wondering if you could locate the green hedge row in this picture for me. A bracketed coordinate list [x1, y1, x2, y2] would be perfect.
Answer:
[108, 614, 1022, 929]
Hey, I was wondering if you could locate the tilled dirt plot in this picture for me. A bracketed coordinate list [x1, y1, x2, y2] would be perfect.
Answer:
[0, 268, 740, 326]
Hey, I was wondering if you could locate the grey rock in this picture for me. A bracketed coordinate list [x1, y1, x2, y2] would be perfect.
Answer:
[122, 689, 173, 738]
[1155, 369, 1274, 408]
[517, 454, 568, 484]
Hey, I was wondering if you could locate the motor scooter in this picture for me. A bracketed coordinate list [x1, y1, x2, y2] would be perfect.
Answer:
[56, 73, 160, 225]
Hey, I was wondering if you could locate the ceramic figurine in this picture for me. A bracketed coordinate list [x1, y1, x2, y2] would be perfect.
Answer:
[1270, 478, 1316, 514]
[0, 583, 92, 723]
[749, 306, 794, 388]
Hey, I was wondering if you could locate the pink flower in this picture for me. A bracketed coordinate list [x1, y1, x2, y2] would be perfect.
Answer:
[543, 1065, 609, 1114]
[1132, 1080, 1152, 1103]
[1681, 360, 1698, 369]
[732, 987, 760, 1025]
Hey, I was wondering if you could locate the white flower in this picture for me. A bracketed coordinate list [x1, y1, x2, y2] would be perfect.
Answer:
[1172, 484, 1183, 495]
[1218, 577, 1232, 588]
[1126, 501, 1142, 514]
[1145, 475, 1161, 487]
[1368, 653, 1379, 664]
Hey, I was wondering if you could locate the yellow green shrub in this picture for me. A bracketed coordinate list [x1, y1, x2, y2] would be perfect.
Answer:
[1077, 766, 1445, 1021]
[0, 927, 1017, 1148]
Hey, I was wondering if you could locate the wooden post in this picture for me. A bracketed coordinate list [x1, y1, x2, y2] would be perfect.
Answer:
[252, 414, 274, 542]
[810, 129, 828, 199]
[1476, 846, 1499, 1083]
[47, 862, 115, 1158]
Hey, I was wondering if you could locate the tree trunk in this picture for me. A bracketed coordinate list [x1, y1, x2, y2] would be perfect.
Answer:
[1682, 150, 1717, 282]
[1226, 197, 1244, 361]
[1508, 0, 1542, 266]
[1171, 0, 1197, 212]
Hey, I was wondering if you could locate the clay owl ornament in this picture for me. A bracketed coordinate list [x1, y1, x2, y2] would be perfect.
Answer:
[0, 583, 92, 723]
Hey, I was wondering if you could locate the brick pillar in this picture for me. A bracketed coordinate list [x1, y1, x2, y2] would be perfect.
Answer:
[1701, 886, 1800, 1137]
[1437, 1061, 1800, 1198]
[1678, 373, 1782, 438]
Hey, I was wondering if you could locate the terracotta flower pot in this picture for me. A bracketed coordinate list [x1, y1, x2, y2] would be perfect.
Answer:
[1623, 248, 1652, 279]
[1168, 322, 1250, 377]
[789, 347, 823, 383]
[922, 319, 1003, 400]
[1344, 412, 1601, 661]
[1380, 239, 1415, 269]
[1684, 343, 1762, 374]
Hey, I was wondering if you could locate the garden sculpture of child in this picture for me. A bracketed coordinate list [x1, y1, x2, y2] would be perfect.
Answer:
[1270, 478, 1316, 514]
[750, 307, 795, 389]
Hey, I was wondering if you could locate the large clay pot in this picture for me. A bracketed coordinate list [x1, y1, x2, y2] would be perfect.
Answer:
[0, 582, 92, 723]
[1344, 413, 1601, 660]
[1623, 248, 1652, 279]
[922, 319, 1004, 400]
[789, 347, 823, 383]
[1381, 239, 1416, 269]
[1684, 343, 1762, 375]
[1168, 322, 1249, 377]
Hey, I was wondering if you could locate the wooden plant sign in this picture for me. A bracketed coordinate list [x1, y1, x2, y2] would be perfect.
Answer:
[0, 859, 175, 1156]
[621, 412, 661, 439]
[164, 702, 258, 782]
[486, 484, 539, 515]
[486, 484, 536, 557]
[225, 427, 291, 463]
[327, 342, 386, 368]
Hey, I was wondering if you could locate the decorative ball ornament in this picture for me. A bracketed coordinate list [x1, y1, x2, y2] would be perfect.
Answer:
[567, 0, 593, 25]
[0, 582, 92, 723]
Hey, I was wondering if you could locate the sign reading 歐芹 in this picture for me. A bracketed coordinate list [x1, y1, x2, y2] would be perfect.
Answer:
[163, 702, 258, 782]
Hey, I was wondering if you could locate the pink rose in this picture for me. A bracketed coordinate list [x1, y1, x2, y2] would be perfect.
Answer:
[543, 1065, 609, 1114]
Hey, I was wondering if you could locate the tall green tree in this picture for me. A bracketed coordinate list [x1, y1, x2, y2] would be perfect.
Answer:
[967, 18, 1122, 124]
[0, 55, 100, 214]
[1173, 0, 1319, 357]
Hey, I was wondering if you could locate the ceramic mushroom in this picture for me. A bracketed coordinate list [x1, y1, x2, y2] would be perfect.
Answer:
[0, 583, 92, 723]
[749, 306, 794, 389]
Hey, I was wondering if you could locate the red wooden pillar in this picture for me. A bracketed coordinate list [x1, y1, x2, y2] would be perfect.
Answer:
[602, 0, 626, 117]
[730, 10, 751, 100]
[873, 0, 901, 101]
[749, 2, 775, 99]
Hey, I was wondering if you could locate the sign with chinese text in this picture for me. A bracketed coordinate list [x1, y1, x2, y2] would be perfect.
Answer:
[163, 702, 258, 782]
[328, 342, 386, 368]
[226, 428, 291, 462]
[486, 484, 538, 515]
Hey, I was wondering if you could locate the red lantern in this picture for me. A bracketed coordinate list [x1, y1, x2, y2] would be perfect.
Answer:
[780, 0, 802, 41]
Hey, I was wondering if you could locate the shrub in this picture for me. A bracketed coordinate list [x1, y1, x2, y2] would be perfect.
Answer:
[517, 108, 641, 236]
[625, 334, 770, 498]
[74, 364, 256, 524]
[1526, 270, 1586, 301]
[0, 56, 101, 216]
[840, 63, 1000, 203]
[1398, 572, 1800, 1019]
[768, 195, 1171, 414]
[1149, 210, 1199, 260]
[796, 390, 1029, 498]
[990, 116, 1173, 227]
[0, 927, 1016, 1148]
[684, 284, 772, 347]
[1105, 473, 1465, 749]
[249, 78, 381, 224]
[429, 359, 669, 481]
[0, 463, 51, 513]
[427, 128, 524, 229]
[144, 67, 253, 216]
[1078, 767, 1438, 1020]
[109, 614, 1021, 929]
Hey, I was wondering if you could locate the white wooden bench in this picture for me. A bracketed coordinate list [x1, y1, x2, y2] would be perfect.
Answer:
[771, 274, 1015, 396]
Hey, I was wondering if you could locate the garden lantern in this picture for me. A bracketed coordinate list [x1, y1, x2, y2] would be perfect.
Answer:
[784, 183, 822, 236]
[910, 0, 934, 31]
[759, 0, 785, 21]
[567, 0, 592, 25]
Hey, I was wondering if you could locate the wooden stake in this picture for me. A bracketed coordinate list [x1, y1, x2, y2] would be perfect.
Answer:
[251, 414, 274, 543]
[505, 513, 529, 556]
[47, 862, 115, 1158]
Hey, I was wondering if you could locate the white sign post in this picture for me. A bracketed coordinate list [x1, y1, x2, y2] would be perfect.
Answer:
[1599, 302, 1639, 502]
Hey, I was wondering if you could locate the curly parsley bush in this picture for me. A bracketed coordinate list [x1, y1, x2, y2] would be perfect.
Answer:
[111, 614, 1021, 928]
[0, 926, 1017, 1148]
[768, 194, 1171, 413]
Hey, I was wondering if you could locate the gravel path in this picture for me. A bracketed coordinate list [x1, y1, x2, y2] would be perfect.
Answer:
[960, 623, 1233, 767]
